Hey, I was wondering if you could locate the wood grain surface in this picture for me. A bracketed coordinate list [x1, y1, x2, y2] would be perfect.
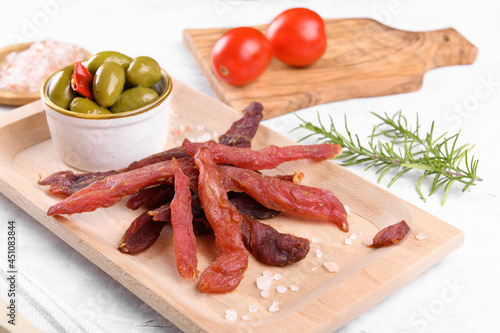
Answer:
[0, 79, 464, 332]
[184, 18, 478, 119]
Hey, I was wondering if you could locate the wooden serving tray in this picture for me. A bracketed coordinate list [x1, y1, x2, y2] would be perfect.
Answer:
[0, 79, 463, 332]
[184, 18, 478, 119]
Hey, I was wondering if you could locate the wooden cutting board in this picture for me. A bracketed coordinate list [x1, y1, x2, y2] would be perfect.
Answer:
[184, 18, 478, 119]
[0, 80, 463, 332]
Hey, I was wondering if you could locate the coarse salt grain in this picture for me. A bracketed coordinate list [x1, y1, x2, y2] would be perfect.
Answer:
[290, 285, 299, 291]
[256, 275, 274, 291]
[324, 262, 339, 273]
[311, 237, 319, 244]
[196, 124, 205, 131]
[311, 267, 318, 271]
[242, 315, 249, 321]
[0, 40, 87, 93]
[269, 302, 280, 312]
[261, 290, 270, 299]
[273, 274, 282, 280]
[350, 234, 357, 240]
[416, 233, 427, 240]
[249, 305, 258, 312]
[196, 132, 212, 142]
[277, 285, 287, 293]
[262, 270, 272, 277]
[345, 239, 352, 245]
[363, 238, 374, 246]
[225, 309, 238, 322]
[316, 249, 323, 258]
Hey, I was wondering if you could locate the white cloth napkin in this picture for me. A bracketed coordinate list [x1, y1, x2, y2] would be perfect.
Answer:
[0, 258, 106, 333]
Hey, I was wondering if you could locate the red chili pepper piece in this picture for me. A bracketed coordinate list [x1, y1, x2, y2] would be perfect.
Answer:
[170, 157, 199, 279]
[194, 147, 248, 293]
[71, 61, 94, 99]
[369, 220, 411, 248]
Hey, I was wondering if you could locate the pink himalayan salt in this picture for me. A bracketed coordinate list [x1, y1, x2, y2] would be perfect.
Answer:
[0, 40, 86, 93]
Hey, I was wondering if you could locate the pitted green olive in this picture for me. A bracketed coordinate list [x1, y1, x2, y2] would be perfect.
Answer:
[86, 51, 132, 74]
[110, 87, 159, 113]
[126, 56, 161, 87]
[48, 65, 77, 110]
[92, 62, 125, 108]
[70, 97, 111, 115]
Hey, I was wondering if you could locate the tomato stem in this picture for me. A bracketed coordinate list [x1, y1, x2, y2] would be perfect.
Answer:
[219, 66, 228, 76]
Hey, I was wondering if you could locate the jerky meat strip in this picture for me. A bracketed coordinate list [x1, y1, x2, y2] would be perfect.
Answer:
[218, 101, 263, 148]
[126, 184, 175, 210]
[369, 220, 411, 248]
[240, 213, 310, 266]
[118, 211, 166, 254]
[219, 165, 349, 232]
[38, 147, 190, 196]
[183, 139, 342, 170]
[170, 158, 198, 279]
[195, 147, 248, 293]
[47, 157, 197, 215]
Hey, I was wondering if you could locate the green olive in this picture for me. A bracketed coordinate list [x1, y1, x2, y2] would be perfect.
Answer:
[86, 51, 132, 74]
[48, 65, 77, 110]
[92, 62, 125, 108]
[70, 97, 111, 115]
[110, 87, 159, 113]
[126, 56, 161, 87]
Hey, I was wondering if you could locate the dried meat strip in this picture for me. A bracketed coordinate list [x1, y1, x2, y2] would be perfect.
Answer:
[124, 146, 190, 171]
[149, 203, 211, 235]
[240, 213, 310, 266]
[219, 165, 349, 232]
[128, 187, 307, 266]
[38, 146, 190, 196]
[218, 101, 263, 148]
[126, 184, 175, 210]
[228, 192, 280, 219]
[194, 147, 248, 293]
[47, 157, 197, 216]
[369, 220, 410, 248]
[38, 170, 118, 196]
[170, 158, 198, 279]
[182, 139, 342, 170]
[118, 211, 167, 254]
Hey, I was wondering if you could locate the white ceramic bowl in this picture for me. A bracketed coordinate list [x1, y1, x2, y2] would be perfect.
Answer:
[41, 68, 173, 172]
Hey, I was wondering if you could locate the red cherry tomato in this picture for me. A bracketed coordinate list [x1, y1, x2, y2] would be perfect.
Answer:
[211, 27, 272, 86]
[266, 8, 327, 67]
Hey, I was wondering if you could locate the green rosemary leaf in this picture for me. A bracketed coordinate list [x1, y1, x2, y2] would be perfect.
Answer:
[294, 111, 482, 204]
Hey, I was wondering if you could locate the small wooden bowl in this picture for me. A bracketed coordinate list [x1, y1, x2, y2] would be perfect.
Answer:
[0, 42, 92, 106]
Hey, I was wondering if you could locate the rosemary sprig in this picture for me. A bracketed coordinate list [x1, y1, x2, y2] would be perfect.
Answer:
[295, 111, 482, 205]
